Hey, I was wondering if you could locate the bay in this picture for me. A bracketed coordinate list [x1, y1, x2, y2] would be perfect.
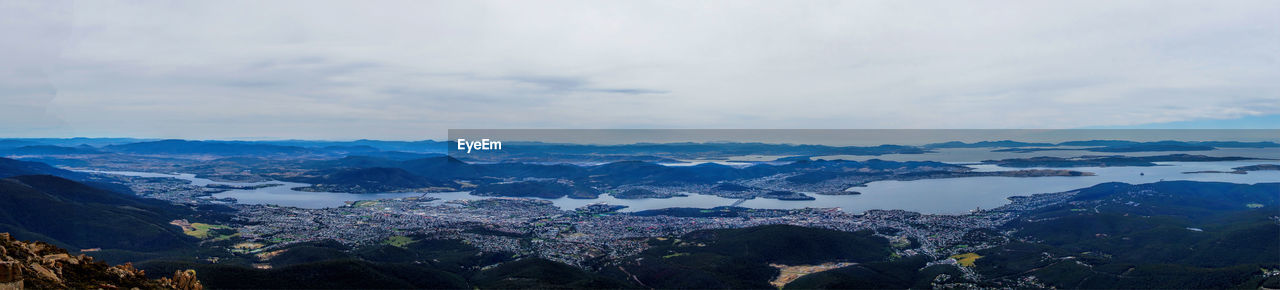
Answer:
[83, 160, 1280, 214]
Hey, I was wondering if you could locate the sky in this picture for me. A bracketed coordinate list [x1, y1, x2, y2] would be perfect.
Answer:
[1, 0, 1277, 140]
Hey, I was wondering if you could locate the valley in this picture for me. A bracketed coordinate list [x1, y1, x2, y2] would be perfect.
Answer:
[0, 137, 1277, 288]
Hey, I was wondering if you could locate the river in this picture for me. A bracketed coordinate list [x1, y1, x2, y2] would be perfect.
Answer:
[82, 160, 1279, 214]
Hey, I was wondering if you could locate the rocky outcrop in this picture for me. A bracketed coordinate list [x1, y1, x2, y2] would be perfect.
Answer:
[157, 269, 202, 290]
[0, 233, 202, 289]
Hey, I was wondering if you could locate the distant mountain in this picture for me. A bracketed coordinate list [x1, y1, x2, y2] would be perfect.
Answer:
[1059, 140, 1280, 148]
[1015, 181, 1279, 226]
[349, 151, 444, 161]
[0, 157, 135, 194]
[924, 140, 1055, 148]
[396, 156, 485, 180]
[303, 155, 405, 169]
[0, 145, 105, 155]
[898, 140, 1280, 153]
[1087, 143, 1214, 152]
[1192, 141, 1280, 148]
[0, 157, 87, 179]
[983, 154, 1260, 167]
[0, 138, 449, 156]
[251, 139, 448, 153]
[37, 138, 152, 147]
[0, 138, 152, 148]
[6, 138, 1275, 157]
[0, 175, 197, 252]
[455, 141, 930, 161]
[1004, 140, 1280, 153]
[1084, 140, 1279, 152]
[103, 140, 315, 156]
[1056, 140, 1143, 146]
[344, 140, 449, 153]
[587, 161, 722, 185]
[483, 162, 589, 179]
[0, 139, 42, 149]
[319, 145, 381, 153]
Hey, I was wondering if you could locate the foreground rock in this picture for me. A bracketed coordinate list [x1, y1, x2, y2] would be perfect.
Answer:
[0, 233, 201, 289]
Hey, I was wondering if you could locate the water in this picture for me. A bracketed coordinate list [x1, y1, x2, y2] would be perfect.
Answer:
[84, 161, 1280, 214]
[212, 186, 427, 209]
[818, 147, 1280, 163]
[80, 170, 425, 209]
[738, 161, 1280, 215]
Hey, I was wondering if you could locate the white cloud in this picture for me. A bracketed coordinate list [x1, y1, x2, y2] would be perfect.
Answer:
[1, 0, 1277, 139]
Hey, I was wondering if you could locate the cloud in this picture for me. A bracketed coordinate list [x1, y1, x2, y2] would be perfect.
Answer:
[1, 0, 1277, 139]
[498, 74, 668, 94]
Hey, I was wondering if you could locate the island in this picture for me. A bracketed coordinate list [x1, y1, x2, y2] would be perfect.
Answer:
[608, 188, 687, 199]
[205, 183, 283, 190]
[813, 190, 861, 195]
[1184, 164, 1280, 174]
[982, 154, 1261, 168]
[470, 180, 600, 199]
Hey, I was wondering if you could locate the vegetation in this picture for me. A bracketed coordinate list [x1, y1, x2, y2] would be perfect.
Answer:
[471, 258, 631, 289]
[286, 167, 459, 193]
[471, 180, 600, 199]
[4, 144, 1277, 289]
[951, 253, 982, 267]
[784, 256, 966, 289]
[974, 181, 1280, 288]
[382, 235, 416, 248]
[610, 188, 686, 199]
[607, 224, 893, 289]
[136, 236, 614, 289]
[0, 175, 198, 253]
[182, 223, 230, 239]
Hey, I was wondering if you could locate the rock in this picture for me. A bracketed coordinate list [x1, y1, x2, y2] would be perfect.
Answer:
[156, 269, 204, 290]
[21, 241, 56, 257]
[43, 253, 78, 265]
[170, 269, 203, 290]
[0, 232, 202, 289]
[29, 263, 60, 285]
[0, 281, 21, 290]
[107, 262, 144, 280]
[0, 261, 20, 283]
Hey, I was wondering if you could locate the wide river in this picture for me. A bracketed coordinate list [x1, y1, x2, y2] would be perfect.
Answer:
[84, 160, 1280, 215]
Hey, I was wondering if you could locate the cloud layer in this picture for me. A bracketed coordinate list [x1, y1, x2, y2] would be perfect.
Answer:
[2, 0, 1277, 139]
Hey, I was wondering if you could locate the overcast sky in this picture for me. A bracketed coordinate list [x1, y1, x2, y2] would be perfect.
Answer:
[2, 0, 1277, 140]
